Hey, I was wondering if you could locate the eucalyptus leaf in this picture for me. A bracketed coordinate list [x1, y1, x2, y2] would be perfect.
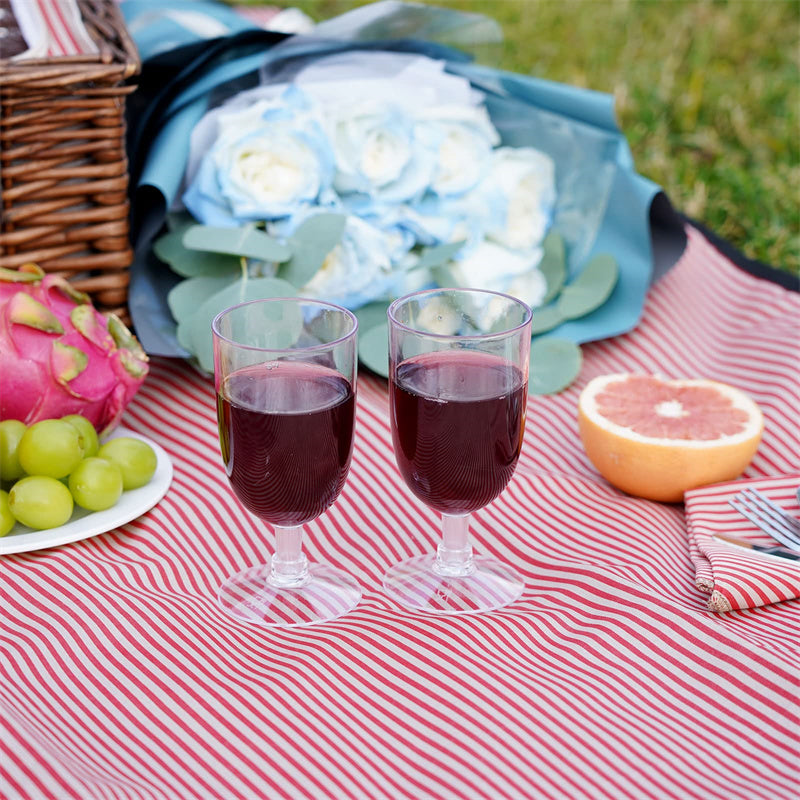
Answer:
[184, 224, 292, 263]
[279, 213, 346, 287]
[168, 275, 239, 324]
[185, 277, 298, 373]
[539, 231, 567, 305]
[414, 240, 466, 270]
[531, 305, 565, 335]
[155, 231, 241, 278]
[431, 263, 459, 287]
[358, 322, 389, 378]
[176, 319, 194, 353]
[354, 301, 391, 334]
[529, 337, 583, 395]
[556, 253, 619, 320]
[153, 231, 185, 267]
[174, 251, 241, 279]
[166, 211, 196, 235]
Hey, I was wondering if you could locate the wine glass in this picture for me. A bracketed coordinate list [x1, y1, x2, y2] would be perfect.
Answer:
[384, 288, 532, 614]
[212, 298, 361, 626]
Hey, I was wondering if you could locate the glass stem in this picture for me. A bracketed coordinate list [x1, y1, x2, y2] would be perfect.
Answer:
[434, 513, 475, 577]
[269, 525, 309, 588]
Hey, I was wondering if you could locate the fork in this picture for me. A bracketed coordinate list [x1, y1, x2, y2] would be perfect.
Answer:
[728, 488, 800, 552]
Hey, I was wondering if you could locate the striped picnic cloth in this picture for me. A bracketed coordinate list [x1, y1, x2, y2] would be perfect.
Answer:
[2, 226, 799, 800]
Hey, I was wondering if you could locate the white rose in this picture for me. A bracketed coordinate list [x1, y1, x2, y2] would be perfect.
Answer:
[325, 100, 436, 204]
[182, 88, 335, 226]
[416, 104, 501, 197]
[413, 299, 463, 336]
[448, 239, 547, 308]
[300, 215, 413, 309]
[482, 147, 556, 251]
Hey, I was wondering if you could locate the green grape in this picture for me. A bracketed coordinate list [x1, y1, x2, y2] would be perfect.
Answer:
[0, 419, 27, 482]
[69, 457, 123, 511]
[9, 476, 73, 530]
[97, 437, 157, 490]
[18, 420, 82, 479]
[62, 415, 100, 458]
[0, 490, 14, 536]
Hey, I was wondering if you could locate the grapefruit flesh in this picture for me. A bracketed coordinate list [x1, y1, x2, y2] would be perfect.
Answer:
[577, 374, 763, 502]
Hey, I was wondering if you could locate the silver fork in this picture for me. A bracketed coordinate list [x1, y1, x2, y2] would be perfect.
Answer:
[729, 488, 800, 552]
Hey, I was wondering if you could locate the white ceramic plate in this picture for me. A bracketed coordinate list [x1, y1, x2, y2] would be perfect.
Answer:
[0, 428, 172, 555]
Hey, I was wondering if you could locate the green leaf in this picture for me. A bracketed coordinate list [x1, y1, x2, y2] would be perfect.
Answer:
[166, 211, 196, 234]
[531, 304, 565, 335]
[176, 319, 194, 352]
[153, 230, 185, 267]
[358, 322, 389, 378]
[279, 213, 347, 287]
[154, 231, 241, 278]
[539, 231, 567, 305]
[431, 263, 460, 287]
[415, 240, 466, 270]
[168, 275, 239, 324]
[183, 224, 292, 263]
[556, 253, 619, 320]
[183, 277, 298, 373]
[529, 337, 583, 394]
[175, 251, 242, 279]
[354, 301, 391, 334]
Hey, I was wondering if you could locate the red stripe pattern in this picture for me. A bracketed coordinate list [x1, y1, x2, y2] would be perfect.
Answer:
[685, 475, 800, 612]
[2, 227, 799, 800]
[21, 0, 99, 58]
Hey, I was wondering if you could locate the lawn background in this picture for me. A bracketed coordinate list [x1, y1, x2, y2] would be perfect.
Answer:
[279, 0, 799, 275]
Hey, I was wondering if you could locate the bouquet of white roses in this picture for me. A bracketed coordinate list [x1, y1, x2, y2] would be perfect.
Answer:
[153, 50, 619, 390]
[179, 52, 556, 308]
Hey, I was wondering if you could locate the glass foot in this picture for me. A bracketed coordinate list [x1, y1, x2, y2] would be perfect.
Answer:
[217, 563, 361, 626]
[382, 554, 524, 615]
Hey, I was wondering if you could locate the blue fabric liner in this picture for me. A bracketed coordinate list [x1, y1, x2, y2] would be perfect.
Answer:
[122, 0, 686, 358]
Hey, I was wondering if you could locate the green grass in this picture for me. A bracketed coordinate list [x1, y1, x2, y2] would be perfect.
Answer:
[284, 0, 799, 274]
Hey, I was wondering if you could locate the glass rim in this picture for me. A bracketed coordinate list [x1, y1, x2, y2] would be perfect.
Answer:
[211, 296, 358, 353]
[387, 287, 533, 341]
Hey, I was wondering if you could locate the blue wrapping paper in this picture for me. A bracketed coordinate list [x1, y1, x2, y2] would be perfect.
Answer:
[122, 0, 685, 357]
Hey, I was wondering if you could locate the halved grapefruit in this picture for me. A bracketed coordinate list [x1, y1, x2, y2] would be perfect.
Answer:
[577, 373, 764, 502]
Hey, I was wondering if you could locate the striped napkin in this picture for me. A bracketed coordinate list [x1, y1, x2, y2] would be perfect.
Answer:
[685, 474, 800, 612]
[10, 0, 98, 59]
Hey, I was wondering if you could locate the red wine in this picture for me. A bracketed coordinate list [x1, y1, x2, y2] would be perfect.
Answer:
[391, 351, 527, 514]
[217, 362, 355, 526]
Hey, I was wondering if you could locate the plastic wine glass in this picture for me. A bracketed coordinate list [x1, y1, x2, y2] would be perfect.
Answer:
[212, 298, 361, 626]
[384, 288, 532, 614]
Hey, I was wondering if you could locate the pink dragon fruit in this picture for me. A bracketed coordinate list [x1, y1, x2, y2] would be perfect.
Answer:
[0, 263, 149, 436]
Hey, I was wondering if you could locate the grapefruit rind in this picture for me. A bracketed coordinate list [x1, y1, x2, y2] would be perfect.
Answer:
[577, 373, 764, 503]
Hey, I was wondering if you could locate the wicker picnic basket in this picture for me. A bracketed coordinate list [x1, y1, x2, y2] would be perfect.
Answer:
[0, 0, 140, 323]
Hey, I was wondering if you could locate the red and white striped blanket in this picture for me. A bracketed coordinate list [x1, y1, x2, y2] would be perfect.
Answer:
[2, 226, 798, 800]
